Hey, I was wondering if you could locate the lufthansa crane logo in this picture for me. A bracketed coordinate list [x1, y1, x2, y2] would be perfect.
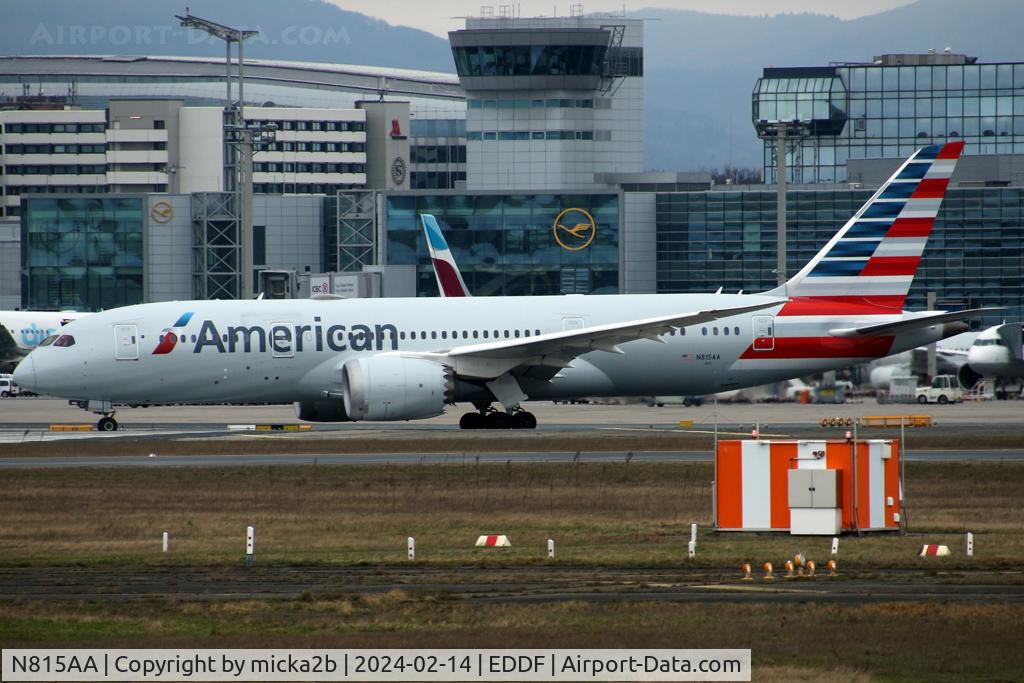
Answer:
[150, 201, 173, 224]
[553, 208, 596, 251]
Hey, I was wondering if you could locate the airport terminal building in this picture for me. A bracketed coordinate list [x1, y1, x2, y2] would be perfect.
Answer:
[1, 23, 1024, 325]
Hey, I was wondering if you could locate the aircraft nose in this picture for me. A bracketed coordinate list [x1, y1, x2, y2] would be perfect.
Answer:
[13, 354, 35, 393]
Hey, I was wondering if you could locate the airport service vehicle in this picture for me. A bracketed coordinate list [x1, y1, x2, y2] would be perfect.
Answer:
[0, 310, 89, 373]
[0, 375, 22, 398]
[15, 142, 994, 431]
[915, 374, 963, 404]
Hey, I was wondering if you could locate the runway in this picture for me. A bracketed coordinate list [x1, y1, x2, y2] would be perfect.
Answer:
[1, 565, 1019, 605]
[0, 448, 1023, 468]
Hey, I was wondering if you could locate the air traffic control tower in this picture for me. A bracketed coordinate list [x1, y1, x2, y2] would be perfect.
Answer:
[449, 12, 644, 191]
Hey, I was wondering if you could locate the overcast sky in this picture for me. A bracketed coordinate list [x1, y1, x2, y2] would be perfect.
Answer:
[329, 0, 915, 37]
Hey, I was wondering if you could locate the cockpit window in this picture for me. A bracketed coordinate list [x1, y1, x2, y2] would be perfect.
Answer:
[53, 335, 76, 347]
[38, 335, 58, 347]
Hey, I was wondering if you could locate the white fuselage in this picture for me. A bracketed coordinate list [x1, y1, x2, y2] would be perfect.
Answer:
[966, 325, 1024, 379]
[16, 294, 945, 406]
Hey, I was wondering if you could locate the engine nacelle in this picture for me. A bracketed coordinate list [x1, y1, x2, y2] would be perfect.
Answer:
[294, 398, 351, 422]
[342, 356, 454, 421]
[958, 363, 983, 390]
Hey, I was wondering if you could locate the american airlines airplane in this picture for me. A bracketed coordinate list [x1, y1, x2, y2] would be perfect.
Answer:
[14, 142, 994, 431]
[0, 310, 89, 373]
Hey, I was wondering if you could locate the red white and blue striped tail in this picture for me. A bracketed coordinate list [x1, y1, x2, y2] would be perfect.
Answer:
[421, 214, 472, 298]
[772, 141, 965, 309]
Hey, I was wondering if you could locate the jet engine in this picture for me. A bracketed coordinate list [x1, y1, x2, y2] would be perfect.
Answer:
[294, 398, 350, 422]
[957, 363, 983, 390]
[342, 356, 454, 421]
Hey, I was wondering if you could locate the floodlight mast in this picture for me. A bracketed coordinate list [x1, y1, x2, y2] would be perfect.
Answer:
[175, 13, 258, 110]
[176, 12, 261, 299]
[756, 119, 810, 287]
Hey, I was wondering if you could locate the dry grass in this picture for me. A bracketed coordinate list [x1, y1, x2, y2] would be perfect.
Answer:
[2, 462, 1022, 680]
[0, 462, 1022, 568]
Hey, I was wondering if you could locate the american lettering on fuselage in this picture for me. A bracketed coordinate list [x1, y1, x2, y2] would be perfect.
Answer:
[15, 142, 1002, 432]
[190, 318, 399, 354]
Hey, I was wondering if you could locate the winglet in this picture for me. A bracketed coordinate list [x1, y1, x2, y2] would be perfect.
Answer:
[421, 214, 471, 297]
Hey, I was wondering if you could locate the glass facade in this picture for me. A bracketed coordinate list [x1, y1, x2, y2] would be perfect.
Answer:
[754, 61, 1024, 183]
[384, 193, 619, 296]
[21, 196, 144, 311]
[752, 75, 848, 135]
[453, 45, 607, 78]
[656, 188, 1024, 327]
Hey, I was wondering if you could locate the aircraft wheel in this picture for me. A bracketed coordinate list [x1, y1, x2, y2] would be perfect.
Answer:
[916, 395, 929, 404]
[459, 412, 485, 430]
[937, 394, 949, 405]
[97, 416, 118, 432]
[511, 411, 537, 430]
[485, 411, 511, 429]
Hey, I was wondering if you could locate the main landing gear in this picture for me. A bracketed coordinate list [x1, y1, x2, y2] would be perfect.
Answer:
[459, 406, 537, 430]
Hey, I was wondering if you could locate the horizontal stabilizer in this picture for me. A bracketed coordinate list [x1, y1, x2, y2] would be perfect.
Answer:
[828, 308, 1002, 338]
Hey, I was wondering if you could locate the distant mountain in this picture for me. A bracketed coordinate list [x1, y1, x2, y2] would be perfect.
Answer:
[3, 0, 1023, 172]
[638, 0, 1024, 171]
[3, 0, 454, 72]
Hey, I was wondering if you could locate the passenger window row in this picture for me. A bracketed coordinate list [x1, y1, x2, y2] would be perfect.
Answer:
[399, 329, 543, 341]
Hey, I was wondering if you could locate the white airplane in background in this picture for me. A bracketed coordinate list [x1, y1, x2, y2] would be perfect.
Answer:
[867, 329, 980, 390]
[16, 142, 997, 431]
[0, 310, 89, 373]
[963, 323, 1024, 396]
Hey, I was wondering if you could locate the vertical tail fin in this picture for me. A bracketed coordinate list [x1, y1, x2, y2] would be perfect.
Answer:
[420, 214, 471, 297]
[769, 141, 965, 308]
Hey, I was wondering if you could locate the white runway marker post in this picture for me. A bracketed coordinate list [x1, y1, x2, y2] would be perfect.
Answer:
[162, 531, 169, 553]
[966, 532, 974, 557]
[831, 537, 839, 556]
[547, 538, 555, 559]
[245, 526, 255, 566]
[407, 536, 415, 561]
[688, 540, 696, 559]
[690, 523, 698, 545]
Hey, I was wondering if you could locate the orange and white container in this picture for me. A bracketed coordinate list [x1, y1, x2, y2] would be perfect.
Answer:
[715, 439, 901, 533]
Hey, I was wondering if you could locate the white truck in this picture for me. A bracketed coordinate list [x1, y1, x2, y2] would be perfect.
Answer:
[0, 374, 21, 398]
[916, 374, 963, 404]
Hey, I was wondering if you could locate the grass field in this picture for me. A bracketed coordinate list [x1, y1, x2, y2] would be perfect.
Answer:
[1, 461, 1022, 682]
[0, 461, 1021, 567]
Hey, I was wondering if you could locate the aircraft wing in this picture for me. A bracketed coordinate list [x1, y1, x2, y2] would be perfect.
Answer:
[400, 300, 783, 380]
[828, 308, 1002, 338]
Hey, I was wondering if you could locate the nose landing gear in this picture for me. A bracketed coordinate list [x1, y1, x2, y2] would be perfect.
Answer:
[71, 399, 119, 432]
